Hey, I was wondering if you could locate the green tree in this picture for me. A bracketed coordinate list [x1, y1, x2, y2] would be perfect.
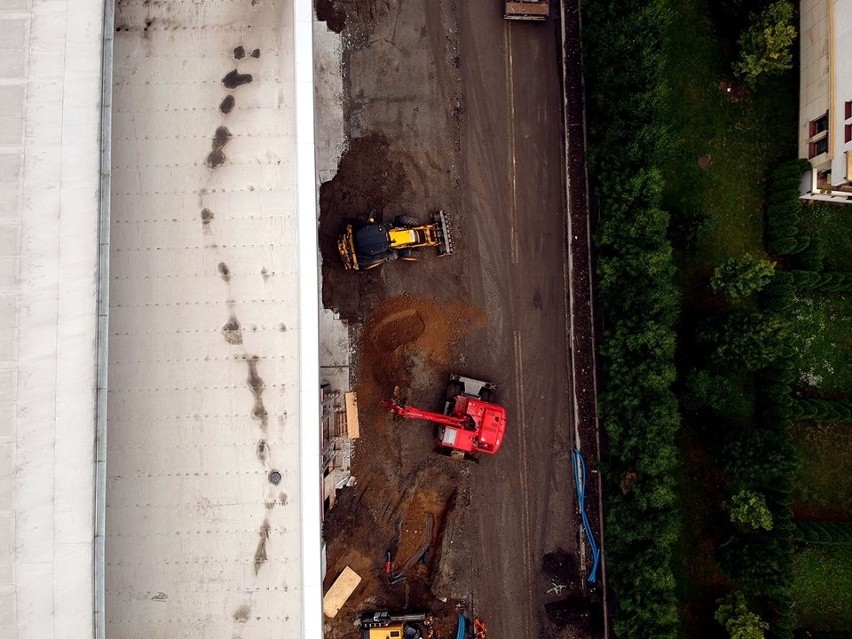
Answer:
[711, 254, 775, 300]
[701, 312, 789, 371]
[715, 592, 769, 639]
[733, 0, 796, 87]
[683, 369, 751, 418]
[729, 489, 774, 531]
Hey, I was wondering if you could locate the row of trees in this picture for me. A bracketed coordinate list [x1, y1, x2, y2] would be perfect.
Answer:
[584, 1, 807, 635]
[697, 154, 852, 636]
[680, 162, 819, 638]
[583, 1, 681, 637]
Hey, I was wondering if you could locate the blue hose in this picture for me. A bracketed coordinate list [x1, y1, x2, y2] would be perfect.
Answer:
[572, 448, 600, 583]
[456, 614, 465, 639]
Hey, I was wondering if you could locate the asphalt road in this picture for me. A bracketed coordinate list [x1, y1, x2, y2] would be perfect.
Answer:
[320, 2, 578, 636]
[457, 7, 577, 637]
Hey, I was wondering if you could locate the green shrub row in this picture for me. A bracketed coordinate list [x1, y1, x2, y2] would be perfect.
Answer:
[760, 266, 851, 312]
[583, 1, 680, 637]
[766, 160, 811, 256]
[698, 197, 805, 637]
[790, 398, 852, 422]
[794, 237, 826, 273]
[789, 270, 852, 293]
[795, 521, 852, 545]
[718, 362, 797, 638]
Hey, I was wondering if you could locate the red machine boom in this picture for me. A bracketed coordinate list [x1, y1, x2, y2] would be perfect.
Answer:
[381, 386, 506, 458]
[381, 400, 475, 431]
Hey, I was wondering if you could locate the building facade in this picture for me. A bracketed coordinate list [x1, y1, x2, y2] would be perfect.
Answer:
[800, 0, 852, 203]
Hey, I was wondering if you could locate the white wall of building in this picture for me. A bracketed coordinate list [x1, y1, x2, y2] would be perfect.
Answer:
[0, 1, 104, 637]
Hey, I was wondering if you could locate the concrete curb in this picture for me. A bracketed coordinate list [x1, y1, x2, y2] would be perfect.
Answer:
[558, 0, 609, 635]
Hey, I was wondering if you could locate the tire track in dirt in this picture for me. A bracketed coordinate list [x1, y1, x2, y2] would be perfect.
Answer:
[513, 330, 535, 639]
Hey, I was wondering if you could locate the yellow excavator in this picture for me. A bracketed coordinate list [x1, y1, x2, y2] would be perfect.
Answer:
[360, 611, 428, 639]
[337, 211, 453, 271]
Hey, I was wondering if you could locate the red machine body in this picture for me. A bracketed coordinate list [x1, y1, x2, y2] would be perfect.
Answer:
[382, 375, 507, 458]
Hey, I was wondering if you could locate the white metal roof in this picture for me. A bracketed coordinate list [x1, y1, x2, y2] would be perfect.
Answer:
[105, 0, 320, 637]
[0, 0, 104, 637]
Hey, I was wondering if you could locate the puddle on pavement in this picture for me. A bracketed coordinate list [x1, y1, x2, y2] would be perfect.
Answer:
[222, 69, 253, 89]
[222, 313, 243, 345]
[253, 518, 271, 573]
[247, 356, 269, 431]
[233, 604, 250, 623]
[219, 95, 235, 114]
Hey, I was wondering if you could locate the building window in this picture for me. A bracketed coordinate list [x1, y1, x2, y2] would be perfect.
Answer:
[810, 137, 829, 158]
[810, 113, 829, 136]
[846, 101, 852, 120]
[847, 124, 852, 144]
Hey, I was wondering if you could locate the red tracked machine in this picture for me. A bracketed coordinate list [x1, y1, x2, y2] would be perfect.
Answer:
[382, 374, 507, 462]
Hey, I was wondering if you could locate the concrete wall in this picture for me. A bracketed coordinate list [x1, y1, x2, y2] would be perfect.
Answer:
[830, 0, 852, 184]
[799, 0, 831, 167]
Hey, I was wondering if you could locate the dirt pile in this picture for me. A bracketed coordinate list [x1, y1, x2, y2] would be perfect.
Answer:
[356, 294, 486, 410]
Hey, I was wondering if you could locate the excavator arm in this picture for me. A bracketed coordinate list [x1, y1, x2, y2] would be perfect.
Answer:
[381, 399, 474, 430]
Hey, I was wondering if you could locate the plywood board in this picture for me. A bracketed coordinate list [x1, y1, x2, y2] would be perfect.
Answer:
[345, 392, 360, 439]
[322, 565, 361, 618]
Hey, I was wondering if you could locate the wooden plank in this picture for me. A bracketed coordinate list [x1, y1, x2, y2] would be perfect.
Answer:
[345, 391, 360, 439]
[323, 565, 361, 618]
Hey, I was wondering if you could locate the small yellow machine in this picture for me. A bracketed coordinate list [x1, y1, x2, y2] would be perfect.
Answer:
[337, 211, 453, 270]
[360, 611, 428, 639]
[364, 622, 405, 639]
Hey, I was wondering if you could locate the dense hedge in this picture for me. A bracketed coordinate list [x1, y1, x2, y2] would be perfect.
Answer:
[583, 1, 681, 637]
[789, 270, 852, 293]
[766, 160, 811, 256]
[795, 521, 852, 545]
[790, 398, 852, 422]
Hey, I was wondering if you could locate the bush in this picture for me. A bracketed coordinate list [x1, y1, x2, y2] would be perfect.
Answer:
[683, 368, 752, 419]
[795, 237, 826, 272]
[668, 207, 717, 250]
[769, 236, 811, 256]
[771, 159, 811, 184]
[700, 311, 790, 371]
[711, 254, 776, 300]
[761, 271, 796, 312]
[715, 591, 770, 639]
[729, 489, 774, 531]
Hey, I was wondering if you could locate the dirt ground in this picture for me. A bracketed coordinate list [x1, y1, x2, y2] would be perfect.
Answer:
[317, 1, 602, 637]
